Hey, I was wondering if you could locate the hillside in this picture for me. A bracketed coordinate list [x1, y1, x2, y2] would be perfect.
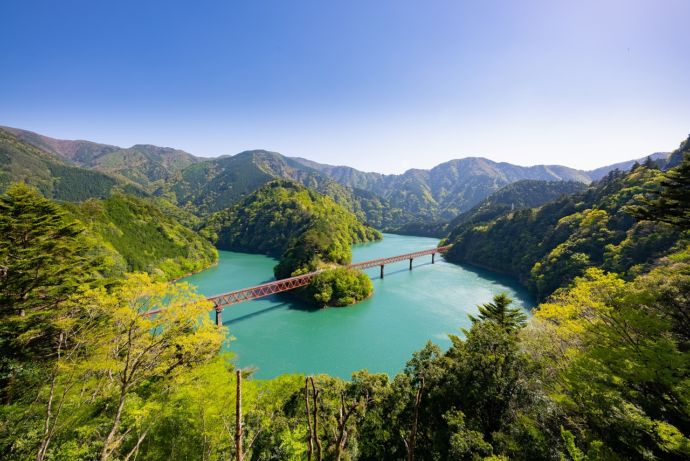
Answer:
[447, 179, 588, 230]
[168, 149, 415, 228]
[585, 151, 670, 180]
[294, 156, 594, 221]
[0, 128, 143, 200]
[4, 126, 200, 191]
[4, 125, 677, 230]
[444, 163, 684, 299]
[65, 193, 217, 280]
[206, 179, 381, 274]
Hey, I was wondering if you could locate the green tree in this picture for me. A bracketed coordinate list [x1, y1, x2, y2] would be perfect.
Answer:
[0, 183, 98, 401]
[469, 293, 527, 331]
[80, 273, 224, 460]
[632, 136, 690, 230]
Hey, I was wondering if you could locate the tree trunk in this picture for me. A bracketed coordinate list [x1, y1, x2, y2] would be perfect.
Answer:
[101, 386, 128, 461]
[235, 369, 243, 461]
[407, 377, 424, 461]
[309, 377, 323, 461]
[305, 378, 313, 461]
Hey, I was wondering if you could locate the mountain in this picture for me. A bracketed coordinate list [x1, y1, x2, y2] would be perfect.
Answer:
[394, 179, 588, 237]
[0, 128, 143, 200]
[446, 179, 588, 230]
[293, 156, 593, 221]
[64, 193, 217, 280]
[444, 162, 683, 300]
[3, 126, 200, 190]
[5, 125, 676, 230]
[166, 149, 416, 228]
[204, 179, 381, 278]
[586, 151, 670, 180]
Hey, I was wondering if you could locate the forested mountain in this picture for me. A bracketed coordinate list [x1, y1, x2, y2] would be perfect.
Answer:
[4, 126, 200, 191]
[4, 125, 671, 229]
[0, 128, 144, 200]
[447, 179, 588, 229]
[444, 160, 685, 300]
[167, 149, 415, 228]
[585, 151, 670, 180]
[205, 180, 380, 305]
[64, 193, 217, 280]
[294, 156, 593, 220]
[393, 179, 588, 237]
[2, 131, 689, 459]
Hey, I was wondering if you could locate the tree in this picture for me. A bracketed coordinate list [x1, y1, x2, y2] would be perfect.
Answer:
[632, 136, 690, 229]
[0, 183, 99, 401]
[81, 273, 224, 460]
[469, 293, 527, 332]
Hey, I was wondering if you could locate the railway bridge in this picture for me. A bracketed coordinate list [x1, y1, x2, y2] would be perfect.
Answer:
[205, 245, 452, 325]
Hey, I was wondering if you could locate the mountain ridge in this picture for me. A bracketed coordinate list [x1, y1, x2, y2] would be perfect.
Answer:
[2, 124, 672, 227]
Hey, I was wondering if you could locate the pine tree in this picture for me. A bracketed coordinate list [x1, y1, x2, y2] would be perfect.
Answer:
[469, 293, 527, 331]
[0, 183, 97, 400]
[632, 136, 690, 230]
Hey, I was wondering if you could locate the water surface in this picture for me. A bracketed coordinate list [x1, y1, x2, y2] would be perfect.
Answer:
[181, 234, 533, 379]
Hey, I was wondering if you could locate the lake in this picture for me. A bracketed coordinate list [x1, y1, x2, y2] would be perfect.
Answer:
[181, 233, 533, 379]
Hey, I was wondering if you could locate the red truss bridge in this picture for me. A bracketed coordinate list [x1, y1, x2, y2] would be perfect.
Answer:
[148, 245, 452, 325]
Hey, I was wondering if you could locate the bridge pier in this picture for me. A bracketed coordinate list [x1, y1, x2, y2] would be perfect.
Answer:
[380, 264, 384, 279]
[215, 308, 223, 327]
[432, 253, 435, 264]
[409, 258, 413, 270]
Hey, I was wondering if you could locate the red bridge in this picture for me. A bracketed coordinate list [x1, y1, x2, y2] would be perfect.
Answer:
[205, 245, 452, 325]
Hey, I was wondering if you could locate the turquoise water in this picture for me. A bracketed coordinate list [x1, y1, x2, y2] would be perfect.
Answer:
[181, 234, 533, 379]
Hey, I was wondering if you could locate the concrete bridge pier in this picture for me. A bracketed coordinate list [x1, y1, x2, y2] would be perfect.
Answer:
[215, 308, 223, 327]
[380, 265, 384, 279]
[432, 253, 435, 264]
[409, 258, 413, 270]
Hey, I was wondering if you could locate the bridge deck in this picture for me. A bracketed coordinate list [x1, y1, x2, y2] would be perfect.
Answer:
[208, 245, 451, 309]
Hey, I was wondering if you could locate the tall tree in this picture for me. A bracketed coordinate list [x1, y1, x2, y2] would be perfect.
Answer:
[632, 136, 690, 230]
[0, 183, 98, 401]
[83, 273, 224, 460]
[469, 293, 527, 332]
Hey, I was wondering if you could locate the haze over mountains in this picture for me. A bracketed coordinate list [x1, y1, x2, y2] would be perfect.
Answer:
[0, 126, 671, 228]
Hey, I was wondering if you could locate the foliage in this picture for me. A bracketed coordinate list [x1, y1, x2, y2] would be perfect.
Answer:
[206, 178, 380, 274]
[526, 264, 690, 459]
[65, 193, 218, 280]
[0, 128, 143, 201]
[0, 183, 100, 401]
[446, 163, 684, 299]
[303, 267, 373, 307]
[630, 135, 690, 230]
[469, 293, 527, 331]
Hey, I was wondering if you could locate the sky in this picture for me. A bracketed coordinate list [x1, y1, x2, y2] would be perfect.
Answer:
[1, 0, 689, 174]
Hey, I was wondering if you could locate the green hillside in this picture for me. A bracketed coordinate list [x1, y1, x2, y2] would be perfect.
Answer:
[65, 193, 217, 280]
[0, 128, 143, 200]
[4, 127, 200, 191]
[444, 163, 685, 299]
[205, 180, 380, 305]
[295, 156, 594, 220]
[392, 179, 588, 237]
[168, 149, 414, 228]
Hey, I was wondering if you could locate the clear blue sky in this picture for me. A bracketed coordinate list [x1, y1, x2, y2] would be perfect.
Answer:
[1, 0, 688, 173]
